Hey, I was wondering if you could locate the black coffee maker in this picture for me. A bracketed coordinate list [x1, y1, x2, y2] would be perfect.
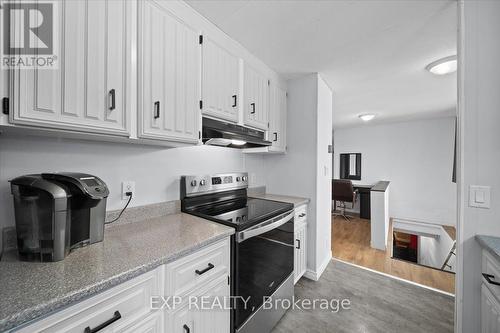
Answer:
[10, 172, 109, 262]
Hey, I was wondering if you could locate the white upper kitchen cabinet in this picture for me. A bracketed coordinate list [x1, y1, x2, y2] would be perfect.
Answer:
[11, 0, 131, 136]
[138, 0, 200, 143]
[269, 83, 287, 152]
[243, 63, 269, 131]
[201, 36, 240, 123]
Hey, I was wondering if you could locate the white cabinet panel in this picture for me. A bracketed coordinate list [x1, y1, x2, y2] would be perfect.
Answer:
[294, 222, 307, 284]
[167, 274, 230, 333]
[165, 238, 230, 299]
[243, 64, 269, 130]
[12, 0, 129, 135]
[138, 0, 200, 143]
[202, 36, 239, 123]
[482, 284, 500, 333]
[16, 267, 163, 333]
[122, 312, 164, 333]
[269, 83, 287, 152]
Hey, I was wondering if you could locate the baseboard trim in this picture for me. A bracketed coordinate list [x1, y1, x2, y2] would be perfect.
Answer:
[304, 251, 332, 281]
[333, 258, 455, 297]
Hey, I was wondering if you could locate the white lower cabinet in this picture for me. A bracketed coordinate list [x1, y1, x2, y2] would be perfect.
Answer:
[15, 238, 231, 333]
[122, 312, 164, 333]
[482, 250, 500, 333]
[482, 284, 500, 333]
[167, 274, 230, 333]
[294, 204, 308, 284]
[15, 267, 163, 333]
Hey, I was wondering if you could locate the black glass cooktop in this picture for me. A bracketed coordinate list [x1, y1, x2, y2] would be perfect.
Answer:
[187, 197, 293, 231]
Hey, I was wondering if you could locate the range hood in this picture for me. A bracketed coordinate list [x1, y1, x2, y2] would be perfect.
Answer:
[202, 117, 272, 149]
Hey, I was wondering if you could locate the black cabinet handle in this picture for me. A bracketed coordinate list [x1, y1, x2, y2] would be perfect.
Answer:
[195, 263, 214, 275]
[154, 101, 160, 119]
[299, 213, 306, 218]
[483, 273, 500, 286]
[296, 239, 301, 249]
[183, 324, 190, 333]
[250, 103, 255, 114]
[273, 132, 278, 142]
[232, 95, 237, 107]
[109, 89, 116, 111]
[84, 311, 121, 333]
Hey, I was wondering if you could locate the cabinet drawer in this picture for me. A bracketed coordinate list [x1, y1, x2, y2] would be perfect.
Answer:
[295, 205, 307, 225]
[17, 267, 163, 333]
[165, 239, 230, 299]
[482, 250, 500, 300]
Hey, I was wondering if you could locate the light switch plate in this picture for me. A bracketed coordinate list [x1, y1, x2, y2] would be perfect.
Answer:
[469, 185, 491, 209]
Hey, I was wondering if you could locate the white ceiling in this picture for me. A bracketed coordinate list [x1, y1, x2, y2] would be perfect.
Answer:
[186, 0, 457, 128]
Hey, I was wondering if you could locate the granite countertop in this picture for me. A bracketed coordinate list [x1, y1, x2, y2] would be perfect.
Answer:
[476, 235, 500, 261]
[249, 193, 310, 207]
[0, 213, 234, 332]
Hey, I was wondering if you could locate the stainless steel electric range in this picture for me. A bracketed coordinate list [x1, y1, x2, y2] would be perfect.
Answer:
[181, 172, 294, 333]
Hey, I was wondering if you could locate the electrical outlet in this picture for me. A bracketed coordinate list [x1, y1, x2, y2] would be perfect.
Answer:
[122, 181, 135, 200]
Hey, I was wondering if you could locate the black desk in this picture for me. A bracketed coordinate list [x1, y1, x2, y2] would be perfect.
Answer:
[353, 184, 373, 219]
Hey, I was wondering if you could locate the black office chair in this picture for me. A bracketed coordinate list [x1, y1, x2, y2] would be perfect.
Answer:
[332, 179, 358, 221]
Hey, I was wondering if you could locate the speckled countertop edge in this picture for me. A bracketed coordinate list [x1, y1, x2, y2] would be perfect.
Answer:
[0, 214, 234, 332]
[248, 193, 310, 207]
[476, 235, 500, 261]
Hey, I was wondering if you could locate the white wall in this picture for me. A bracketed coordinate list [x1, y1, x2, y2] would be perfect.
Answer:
[264, 73, 332, 278]
[458, 1, 500, 331]
[0, 135, 265, 245]
[333, 117, 457, 226]
[315, 76, 333, 273]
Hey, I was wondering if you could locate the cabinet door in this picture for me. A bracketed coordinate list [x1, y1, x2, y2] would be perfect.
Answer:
[122, 312, 164, 333]
[294, 223, 307, 284]
[166, 275, 230, 333]
[196, 276, 231, 333]
[12, 0, 129, 136]
[269, 83, 287, 152]
[482, 284, 500, 333]
[202, 37, 239, 123]
[139, 1, 200, 143]
[243, 64, 268, 130]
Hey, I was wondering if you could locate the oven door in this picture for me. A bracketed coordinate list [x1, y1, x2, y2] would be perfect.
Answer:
[233, 210, 295, 332]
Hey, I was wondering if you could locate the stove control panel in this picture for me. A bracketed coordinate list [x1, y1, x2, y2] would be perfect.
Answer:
[181, 172, 249, 197]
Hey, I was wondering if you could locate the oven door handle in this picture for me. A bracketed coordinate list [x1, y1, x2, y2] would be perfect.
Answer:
[236, 210, 294, 243]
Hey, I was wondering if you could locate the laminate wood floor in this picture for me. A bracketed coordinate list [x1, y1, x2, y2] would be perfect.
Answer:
[331, 215, 455, 294]
[272, 260, 454, 333]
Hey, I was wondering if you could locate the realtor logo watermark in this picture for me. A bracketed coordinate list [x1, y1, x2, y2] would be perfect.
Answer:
[151, 296, 352, 314]
[1, 1, 58, 69]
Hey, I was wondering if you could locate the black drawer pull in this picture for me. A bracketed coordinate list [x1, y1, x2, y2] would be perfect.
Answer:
[154, 101, 160, 119]
[232, 95, 237, 107]
[84, 311, 121, 333]
[273, 132, 278, 142]
[483, 273, 500, 286]
[183, 324, 190, 333]
[296, 239, 301, 250]
[250, 103, 255, 114]
[195, 263, 214, 275]
[109, 89, 116, 110]
[299, 213, 306, 218]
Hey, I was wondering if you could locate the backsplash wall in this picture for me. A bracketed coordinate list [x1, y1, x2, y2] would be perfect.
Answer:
[0, 134, 266, 243]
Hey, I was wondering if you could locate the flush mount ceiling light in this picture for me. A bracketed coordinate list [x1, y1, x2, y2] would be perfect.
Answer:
[358, 114, 376, 121]
[426, 55, 457, 75]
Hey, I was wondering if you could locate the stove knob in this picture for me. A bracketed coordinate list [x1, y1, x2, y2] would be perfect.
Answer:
[236, 177, 241, 182]
[190, 180, 197, 187]
[200, 179, 206, 186]
[242, 176, 247, 182]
